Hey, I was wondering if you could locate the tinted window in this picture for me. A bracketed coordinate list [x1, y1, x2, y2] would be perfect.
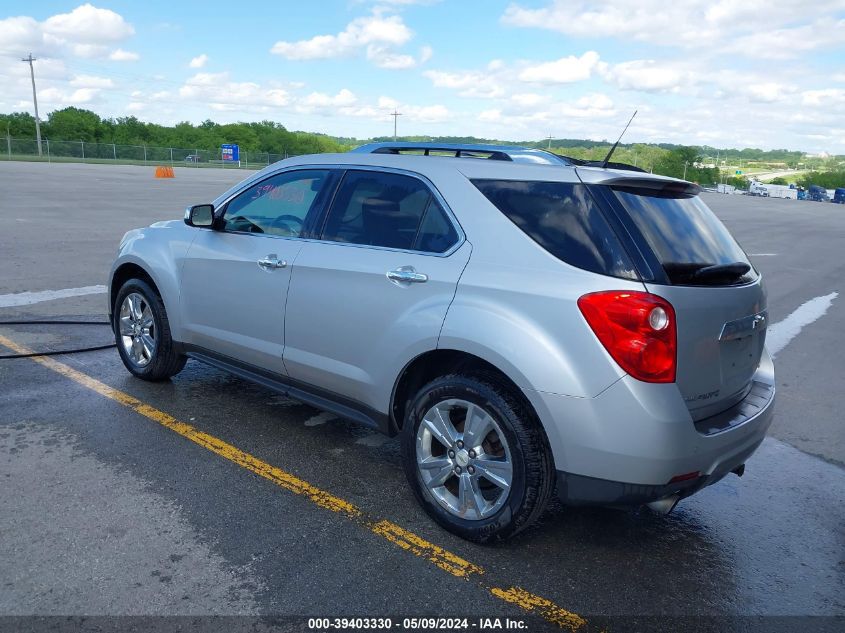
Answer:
[415, 199, 459, 253]
[223, 170, 330, 237]
[472, 179, 638, 279]
[613, 189, 756, 285]
[322, 170, 457, 252]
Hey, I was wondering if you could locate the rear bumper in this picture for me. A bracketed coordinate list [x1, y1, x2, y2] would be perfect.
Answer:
[524, 349, 775, 504]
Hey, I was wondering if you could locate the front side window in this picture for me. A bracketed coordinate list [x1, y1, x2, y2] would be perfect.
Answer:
[222, 170, 330, 237]
[321, 170, 458, 253]
[472, 179, 638, 279]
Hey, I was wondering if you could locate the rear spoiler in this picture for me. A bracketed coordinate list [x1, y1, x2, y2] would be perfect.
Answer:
[576, 170, 702, 197]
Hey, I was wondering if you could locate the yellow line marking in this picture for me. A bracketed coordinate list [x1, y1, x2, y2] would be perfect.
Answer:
[0, 334, 359, 517]
[491, 587, 588, 631]
[369, 519, 484, 579]
[0, 333, 586, 630]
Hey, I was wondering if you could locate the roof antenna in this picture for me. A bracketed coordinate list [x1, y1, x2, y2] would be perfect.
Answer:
[601, 110, 637, 168]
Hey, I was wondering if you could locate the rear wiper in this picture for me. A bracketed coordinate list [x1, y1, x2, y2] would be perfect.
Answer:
[692, 262, 751, 281]
[662, 261, 752, 285]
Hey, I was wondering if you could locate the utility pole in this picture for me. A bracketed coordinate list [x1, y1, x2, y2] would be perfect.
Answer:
[547, 134, 553, 150]
[22, 53, 42, 156]
[390, 110, 402, 141]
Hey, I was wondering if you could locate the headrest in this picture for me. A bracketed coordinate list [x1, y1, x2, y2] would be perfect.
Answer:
[362, 197, 401, 216]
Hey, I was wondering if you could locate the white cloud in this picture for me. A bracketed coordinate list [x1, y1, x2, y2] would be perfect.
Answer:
[179, 72, 291, 109]
[518, 51, 601, 84]
[39, 86, 101, 105]
[0, 4, 135, 60]
[801, 88, 845, 107]
[600, 59, 689, 92]
[43, 3, 134, 42]
[271, 13, 412, 60]
[510, 93, 548, 109]
[501, 0, 845, 55]
[575, 93, 614, 110]
[69, 74, 114, 88]
[423, 70, 504, 98]
[0, 16, 47, 52]
[744, 82, 795, 103]
[188, 54, 209, 68]
[71, 43, 110, 58]
[301, 89, 359, 108]
[724, 19, 845, 59]
[109, 48, 139, 61]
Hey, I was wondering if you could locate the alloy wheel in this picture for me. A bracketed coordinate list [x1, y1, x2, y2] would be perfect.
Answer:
[415, 398, 513, 521]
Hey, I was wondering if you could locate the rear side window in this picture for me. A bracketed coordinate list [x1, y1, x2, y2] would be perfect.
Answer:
[472, 179, 638, 279]
[322, 170, 458, 253]
[613, 189, 757, 285]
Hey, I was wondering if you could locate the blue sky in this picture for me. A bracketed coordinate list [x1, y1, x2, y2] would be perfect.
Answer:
[2, 0, 844, 152]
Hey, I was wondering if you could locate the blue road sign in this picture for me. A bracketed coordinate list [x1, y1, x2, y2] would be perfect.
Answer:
[222, 144, 239, 162]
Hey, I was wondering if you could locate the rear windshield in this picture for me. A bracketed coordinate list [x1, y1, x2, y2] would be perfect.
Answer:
[613, 189, 757, 286]
[472, 180, 638, 280]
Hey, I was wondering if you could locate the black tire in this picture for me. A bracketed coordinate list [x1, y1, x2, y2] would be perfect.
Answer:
[113, 278, 186, 381]
[401, 372, 555, 543]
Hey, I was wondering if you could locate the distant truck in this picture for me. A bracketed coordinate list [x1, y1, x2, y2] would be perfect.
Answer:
[808, 185, 830, 202]
[749, 181, 797, 199]
[833, 188, 845, 204]
[717, 183, 736, 194]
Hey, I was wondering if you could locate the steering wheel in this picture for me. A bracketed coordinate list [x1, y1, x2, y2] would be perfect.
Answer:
[269, 214, 304, 236]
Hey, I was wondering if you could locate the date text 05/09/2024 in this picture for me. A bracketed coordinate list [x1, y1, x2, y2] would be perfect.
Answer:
[307, 617, 529, 630]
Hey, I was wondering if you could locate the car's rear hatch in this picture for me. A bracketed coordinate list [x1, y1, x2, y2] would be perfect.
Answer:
[603, 181, 767, 421]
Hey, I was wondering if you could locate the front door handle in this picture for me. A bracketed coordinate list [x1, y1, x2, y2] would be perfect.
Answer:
[387, 266, 428, 285]
[258, 255, 287, 270]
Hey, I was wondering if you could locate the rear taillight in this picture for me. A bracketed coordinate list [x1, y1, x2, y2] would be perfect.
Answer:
[577, 291, 677, 383]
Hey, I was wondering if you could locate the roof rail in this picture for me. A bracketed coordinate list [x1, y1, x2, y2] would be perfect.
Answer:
[351, 142, 574, 166]
[350, 141, 646, 172]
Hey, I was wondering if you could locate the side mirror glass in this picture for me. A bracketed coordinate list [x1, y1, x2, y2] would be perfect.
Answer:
[185, 204, 214, 227]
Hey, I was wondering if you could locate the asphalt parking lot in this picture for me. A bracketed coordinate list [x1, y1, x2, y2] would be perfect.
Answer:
[1, 161, 843, 632]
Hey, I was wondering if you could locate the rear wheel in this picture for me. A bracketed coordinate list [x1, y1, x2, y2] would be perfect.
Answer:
[113, 278, 186, 381]
[401, 373, 554, 543]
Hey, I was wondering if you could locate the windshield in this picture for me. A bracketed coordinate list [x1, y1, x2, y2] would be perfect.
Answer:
[614, 189, 756, 286]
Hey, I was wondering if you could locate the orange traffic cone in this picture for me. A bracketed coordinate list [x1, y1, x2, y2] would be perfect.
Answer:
[155, 166, 175, 178]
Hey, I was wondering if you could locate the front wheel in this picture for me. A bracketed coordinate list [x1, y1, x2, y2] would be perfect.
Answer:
[401, 373, 554, 543]
[113, 278, 186, 381]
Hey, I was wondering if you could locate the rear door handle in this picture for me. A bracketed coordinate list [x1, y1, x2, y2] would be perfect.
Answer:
[387, 266, 428, 284]
[258, 255, 287, 270]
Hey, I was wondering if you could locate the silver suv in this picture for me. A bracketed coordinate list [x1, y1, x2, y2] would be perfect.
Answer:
[109, 143, 775, 542]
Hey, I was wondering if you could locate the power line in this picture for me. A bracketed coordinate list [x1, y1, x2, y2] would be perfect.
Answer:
[22, 53, 42, 156]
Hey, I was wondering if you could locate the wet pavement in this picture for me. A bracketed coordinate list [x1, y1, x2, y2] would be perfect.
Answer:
[0, 163, 843, 631]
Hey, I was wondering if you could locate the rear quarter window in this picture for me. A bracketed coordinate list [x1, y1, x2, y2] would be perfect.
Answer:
[471, 179, 638, 280]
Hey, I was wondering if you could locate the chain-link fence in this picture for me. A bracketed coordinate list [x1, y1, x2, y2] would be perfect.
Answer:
[2, 137, 294, 169]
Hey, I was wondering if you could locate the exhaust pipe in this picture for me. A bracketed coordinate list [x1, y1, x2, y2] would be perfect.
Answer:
[646, 494, 680, 515]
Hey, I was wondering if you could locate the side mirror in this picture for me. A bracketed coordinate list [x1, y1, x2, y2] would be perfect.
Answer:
[184, 204, 215, 227]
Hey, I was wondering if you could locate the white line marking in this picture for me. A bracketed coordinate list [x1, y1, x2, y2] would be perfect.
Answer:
[0, 285, 107, 308]
[767, 292, 838, 357]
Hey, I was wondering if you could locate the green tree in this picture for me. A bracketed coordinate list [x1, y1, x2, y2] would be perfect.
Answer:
[43, 107, 103, 142]
[0, 112, 37, 137]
